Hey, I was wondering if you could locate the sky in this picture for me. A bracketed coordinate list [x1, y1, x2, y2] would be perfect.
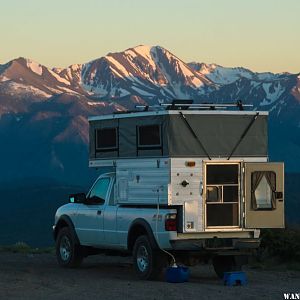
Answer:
[1, 0, 299, 73]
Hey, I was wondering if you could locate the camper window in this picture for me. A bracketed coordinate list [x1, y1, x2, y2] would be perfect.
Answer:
[96, 128, 118, 151]
[137, 125, 161, 148]
[251, 171, 276, 210]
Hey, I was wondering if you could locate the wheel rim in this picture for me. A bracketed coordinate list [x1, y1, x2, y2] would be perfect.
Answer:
[59, 235, 71, 261]
[136, 245, 149, 272]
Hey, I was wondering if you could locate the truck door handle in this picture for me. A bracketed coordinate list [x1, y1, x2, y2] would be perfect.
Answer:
[97, 210, 102, 215]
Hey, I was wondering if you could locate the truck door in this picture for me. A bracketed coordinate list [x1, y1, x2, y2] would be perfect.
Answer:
[75, 176, 111, 246]
[244, 162, 284, 228]
[103, 177, 119, 245]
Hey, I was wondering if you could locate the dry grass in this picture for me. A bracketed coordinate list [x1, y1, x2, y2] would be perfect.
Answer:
[0, 242, 54, 254]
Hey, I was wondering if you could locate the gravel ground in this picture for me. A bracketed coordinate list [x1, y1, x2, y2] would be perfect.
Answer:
[0, 252, 299, 300]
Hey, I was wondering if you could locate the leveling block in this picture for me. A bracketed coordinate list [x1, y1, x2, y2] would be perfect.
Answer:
[165, 266, 190, 283]
[223, 271, 247, 286]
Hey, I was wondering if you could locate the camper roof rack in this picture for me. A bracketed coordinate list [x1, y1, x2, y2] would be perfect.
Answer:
[135, 99, 253, 112]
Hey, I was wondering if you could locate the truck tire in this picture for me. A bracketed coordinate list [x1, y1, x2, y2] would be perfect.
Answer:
[212, 255, 241, 279]
[56, 227, 83, 268]
[133, 235, 166, 280]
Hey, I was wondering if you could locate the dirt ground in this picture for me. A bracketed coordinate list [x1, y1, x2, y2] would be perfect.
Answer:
[0, 252, 299, 300]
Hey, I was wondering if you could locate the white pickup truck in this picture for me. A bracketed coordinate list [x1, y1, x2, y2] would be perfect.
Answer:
[53, 172, 258, 280]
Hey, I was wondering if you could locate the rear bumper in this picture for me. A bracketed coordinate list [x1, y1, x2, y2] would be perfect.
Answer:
[170, 238, 260, 251]
[234, 239, 260, 249]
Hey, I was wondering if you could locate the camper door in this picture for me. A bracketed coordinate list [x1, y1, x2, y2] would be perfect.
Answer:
[244, 162, 284, 228]
[204, 162, 241, 228]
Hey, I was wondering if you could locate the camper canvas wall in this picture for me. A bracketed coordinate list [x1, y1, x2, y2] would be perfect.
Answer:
[88, 110, 268, 160]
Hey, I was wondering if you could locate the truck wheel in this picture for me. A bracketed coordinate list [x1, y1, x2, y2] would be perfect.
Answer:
[133, 235, 166, 280]
[56, 227, 83, 268]
[212, 255, 241, 279]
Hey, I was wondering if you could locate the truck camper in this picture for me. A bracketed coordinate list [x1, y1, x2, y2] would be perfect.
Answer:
[54, 100, 284, 279]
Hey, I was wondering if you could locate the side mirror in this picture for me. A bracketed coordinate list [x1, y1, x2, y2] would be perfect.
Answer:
[69, 193, 86, 203]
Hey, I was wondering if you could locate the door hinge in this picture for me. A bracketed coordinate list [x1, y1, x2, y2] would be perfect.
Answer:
[242, 167, 245, 174]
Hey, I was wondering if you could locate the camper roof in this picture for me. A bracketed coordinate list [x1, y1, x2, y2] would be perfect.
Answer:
[88, 109, 268, 122]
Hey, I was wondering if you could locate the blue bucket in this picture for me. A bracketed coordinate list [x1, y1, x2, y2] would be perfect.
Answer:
[165, 266, 190, 283]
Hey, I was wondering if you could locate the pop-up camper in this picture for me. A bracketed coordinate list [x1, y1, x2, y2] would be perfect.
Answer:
[88, 102, 284, 233]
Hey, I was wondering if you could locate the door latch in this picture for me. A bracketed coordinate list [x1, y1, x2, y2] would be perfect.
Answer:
[181, 180, 189, 187]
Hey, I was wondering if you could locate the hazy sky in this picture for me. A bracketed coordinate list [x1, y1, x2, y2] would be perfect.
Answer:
[1, 0, 299, 73]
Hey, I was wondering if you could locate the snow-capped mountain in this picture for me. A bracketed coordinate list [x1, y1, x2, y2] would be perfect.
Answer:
[82, 45, 214, 102]
[0, 45, 300, 184]
[188, 62, 286, 84]
[1, 45, 298, 114]
[0, 57, 85, 98]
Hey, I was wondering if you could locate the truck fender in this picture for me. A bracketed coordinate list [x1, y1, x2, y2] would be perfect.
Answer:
[127, 218, 159, 252]
[53, 215, 80, 245]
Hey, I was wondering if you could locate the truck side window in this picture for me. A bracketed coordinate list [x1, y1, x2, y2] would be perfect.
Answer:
[251, 171, 276, 210]
[108, 179, 116, 206]
[89, 177, 111, 204]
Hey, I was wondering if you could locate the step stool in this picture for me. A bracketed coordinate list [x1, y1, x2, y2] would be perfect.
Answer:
[223, 271, 247, 286]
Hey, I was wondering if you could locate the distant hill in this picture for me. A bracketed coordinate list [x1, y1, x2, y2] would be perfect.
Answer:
[285, 173, 300, 226]
[0, 181, 85, 246]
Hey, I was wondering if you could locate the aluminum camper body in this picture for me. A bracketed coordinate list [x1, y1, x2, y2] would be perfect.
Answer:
[88, 109, 284, 233]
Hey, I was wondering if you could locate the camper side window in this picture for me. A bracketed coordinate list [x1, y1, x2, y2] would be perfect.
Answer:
[251, 171, 276, 210]
[137, 125, 161, 148]
[96, 128, 118, 151]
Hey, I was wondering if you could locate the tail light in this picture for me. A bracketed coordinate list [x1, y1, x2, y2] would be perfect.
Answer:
[165, 213, 177, 231]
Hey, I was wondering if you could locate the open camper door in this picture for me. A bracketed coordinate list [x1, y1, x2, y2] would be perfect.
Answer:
[244, 162, 284, 228]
